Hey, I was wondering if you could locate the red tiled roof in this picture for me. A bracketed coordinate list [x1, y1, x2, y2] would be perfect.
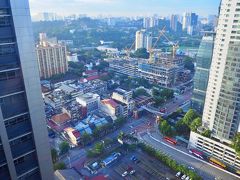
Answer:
[72, 130, 81, 138]
[86, 75, 100, 81]
[52, 113, 70, 125]
[85, 70, 98, 74]
[102, 99, 118, 108]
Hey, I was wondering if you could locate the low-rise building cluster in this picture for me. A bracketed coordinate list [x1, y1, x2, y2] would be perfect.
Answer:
[44, 79, 137, 146]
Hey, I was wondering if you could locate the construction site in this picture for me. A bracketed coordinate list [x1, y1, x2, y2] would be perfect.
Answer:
[106, 27, 190, 88]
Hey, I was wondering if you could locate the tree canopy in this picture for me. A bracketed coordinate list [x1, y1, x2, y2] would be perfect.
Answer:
[159, 119, 174, 137]
[184, 57, 195, 72]
[133, 88, 149, 98]
[190, 117, 202, 132]
[232, 133, 240, 156]
[59, 141, 70, 155]
[132, 48, 150, 59]
[175, 109, 199, 135]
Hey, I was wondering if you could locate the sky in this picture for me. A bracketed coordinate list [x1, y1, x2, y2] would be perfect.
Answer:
[29, 0, 220, 17]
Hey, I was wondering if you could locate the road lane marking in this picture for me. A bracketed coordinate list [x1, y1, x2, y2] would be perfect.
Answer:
[146, 133, 239, 179]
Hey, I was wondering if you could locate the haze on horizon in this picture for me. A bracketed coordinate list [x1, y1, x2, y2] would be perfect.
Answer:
[29, 0, 220, 17]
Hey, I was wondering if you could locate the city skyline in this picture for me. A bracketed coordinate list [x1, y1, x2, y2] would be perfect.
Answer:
[29, 0, 220, 17]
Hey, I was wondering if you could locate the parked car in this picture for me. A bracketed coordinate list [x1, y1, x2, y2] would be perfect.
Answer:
[130, 155, 137, 161]
[127, 166, 136, 175]
[185, 176, 190, 180]
[176, 172, 181, 177]
[181, 174, 187, 180]
[122, 171, 128, 177]
[130, 169, 136, 175]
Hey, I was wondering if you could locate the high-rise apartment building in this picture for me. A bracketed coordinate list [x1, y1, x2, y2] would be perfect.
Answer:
[170, 15, 178, 32]
[182, 12, 191, 30]
[135, 30, 152, 51]
[0, 0, 53, 179]
[36, 33, 68, 79]
[192, 32, 215, 113]
[188, 0, 240, 169]
[182, 12, 198, 35]
[202, 0, 240, 142]
[143, 17, 150, 29]
[190, 13, 198, 27]
[135, 30, 145, 50]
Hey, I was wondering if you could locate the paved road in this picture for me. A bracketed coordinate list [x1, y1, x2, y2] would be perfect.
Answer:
[59, 116, 151, 168]
[56, 113, 240, 180]
[165, 91, 192, 114]
[144, 91, 192, 117]
[138, 130, 239, 180]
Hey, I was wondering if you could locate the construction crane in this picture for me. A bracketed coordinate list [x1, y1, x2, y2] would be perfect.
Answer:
[125, 40, 136, 58]
[158, 30, 179, 58]
[148, 26, 166, 63]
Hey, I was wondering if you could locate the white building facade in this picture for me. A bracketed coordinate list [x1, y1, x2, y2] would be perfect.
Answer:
[202, 0, 240, 143]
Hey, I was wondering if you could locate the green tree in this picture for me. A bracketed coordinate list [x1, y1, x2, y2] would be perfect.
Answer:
[159, 120, 173, 137]
[153, 96, 164, 107]
[114, 116, 126, 127]
[133, 88, 149, 98]
[59, 141, 70, 155]
[176, 119, 190, 135]
[190, 117, 202, 132]
[161, 88, 174, 99]
[81, 132, 92, 146]
[152, 88, 160, 96]
[136, 78, 152, 88]
[201, 129, 211, 138]
[94, 61, 109, 71]
[132, 48, 150, 59]
[182, 109, 198, 126]
[118, 131, 125, 140]
[92, 127, 101, 138]
[94, 142, 104, 154]
[54, 162, 66, 170]
[184, 57, 195, 72]
[232, 133, 240, 156]
[51, 148, 58, 163]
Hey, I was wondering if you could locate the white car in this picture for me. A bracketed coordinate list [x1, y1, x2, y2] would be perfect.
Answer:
[130, 169, 136, 175]
[176, 172, 181, 177]
[122, 171, 128, 177]
[185, 176, 190, 180]
[181, 174, 187, 180]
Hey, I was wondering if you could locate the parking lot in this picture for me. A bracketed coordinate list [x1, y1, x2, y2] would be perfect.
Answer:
[99, 149, 177, 180]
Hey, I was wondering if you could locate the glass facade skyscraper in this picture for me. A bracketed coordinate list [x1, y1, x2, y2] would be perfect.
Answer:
[0, 0, 53, 179]
[192, 32, 214, 113]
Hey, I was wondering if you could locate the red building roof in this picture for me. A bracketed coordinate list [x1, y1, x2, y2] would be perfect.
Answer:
[85, 70, 98, 74]
[72, 130, 81, 138]
[101, 99, 118, 108]
[52, 113, 71, 125]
